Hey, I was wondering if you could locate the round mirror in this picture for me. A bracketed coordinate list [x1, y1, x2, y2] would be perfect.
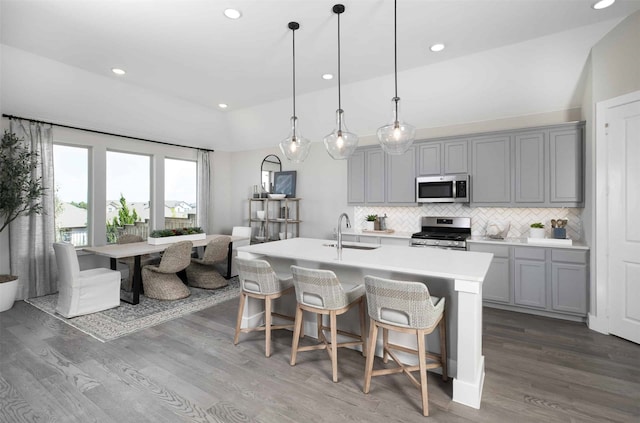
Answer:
[261, 154, 282, 193]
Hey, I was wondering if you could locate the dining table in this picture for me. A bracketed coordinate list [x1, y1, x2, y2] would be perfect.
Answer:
[83, 234, 249, 305]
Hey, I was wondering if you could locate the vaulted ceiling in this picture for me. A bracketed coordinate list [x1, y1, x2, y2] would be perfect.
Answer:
[2, 1, 640, 151]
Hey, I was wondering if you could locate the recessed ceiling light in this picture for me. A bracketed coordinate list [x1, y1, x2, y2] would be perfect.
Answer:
[111, 68, 126, 75]
[218, 103, 228, 109]
[322, 74, 334, 80]
[592, 0, 615, 9]
[429, 43, 445, 52]
[224, 8, 242, 19]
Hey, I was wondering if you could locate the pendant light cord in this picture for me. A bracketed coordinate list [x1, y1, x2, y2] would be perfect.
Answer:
[292, 27, 297, 118]
[337, 11, 342, 113]
[394, 0, 399, 120]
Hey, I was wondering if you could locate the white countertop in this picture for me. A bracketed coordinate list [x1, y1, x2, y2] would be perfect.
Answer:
[467, 236, 590, 250]
[237, 237, 493, 282]
[341, 229, 413, 239]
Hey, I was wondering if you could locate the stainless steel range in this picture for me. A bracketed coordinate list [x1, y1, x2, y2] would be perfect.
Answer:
[410, 216, 471, 250]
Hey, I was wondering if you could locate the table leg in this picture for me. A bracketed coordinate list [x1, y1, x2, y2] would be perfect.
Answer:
[121, 255, 142, 305]
[225, 241, 233, 279]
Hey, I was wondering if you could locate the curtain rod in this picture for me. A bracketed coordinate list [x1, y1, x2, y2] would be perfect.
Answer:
[2, 114, 214, 153]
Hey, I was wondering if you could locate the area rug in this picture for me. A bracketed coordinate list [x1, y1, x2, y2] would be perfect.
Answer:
[25, 277, 240, 342]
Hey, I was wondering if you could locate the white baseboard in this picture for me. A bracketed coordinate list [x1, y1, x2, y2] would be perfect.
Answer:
[452, 356, 485, 409]
[587, 313, 609, 334]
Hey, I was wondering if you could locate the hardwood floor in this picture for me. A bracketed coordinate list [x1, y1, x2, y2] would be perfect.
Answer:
[1, 299, 638, 422]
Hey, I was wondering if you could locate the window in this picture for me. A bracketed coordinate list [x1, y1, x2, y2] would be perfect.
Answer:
[164, 158, 197, 230]
[106, 151, 150, 243]
[53, 145, 89, 246]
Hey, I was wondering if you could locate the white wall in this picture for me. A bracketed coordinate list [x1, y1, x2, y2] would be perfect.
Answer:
[1, 45, 231, 151]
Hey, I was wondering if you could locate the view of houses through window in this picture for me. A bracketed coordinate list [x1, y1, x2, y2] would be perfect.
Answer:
[106, 151, 151, 243]
[164, 158, 198, 231]
[54, 146, 198, 246]
[53, 144, 89, 246]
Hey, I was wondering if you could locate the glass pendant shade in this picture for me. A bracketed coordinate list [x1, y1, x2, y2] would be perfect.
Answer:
[324, 109, 359, 160]
[377, 97, 415, 155]
[279, 116, 311, 163]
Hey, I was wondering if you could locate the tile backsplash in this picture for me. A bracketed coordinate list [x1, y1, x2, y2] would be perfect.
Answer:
[354, 204, 583, 240]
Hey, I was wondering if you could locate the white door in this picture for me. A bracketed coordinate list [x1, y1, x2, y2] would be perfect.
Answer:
[607, 99, 640, 344]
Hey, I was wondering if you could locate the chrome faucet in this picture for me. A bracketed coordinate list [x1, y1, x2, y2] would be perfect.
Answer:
[336, 213, 351, 251]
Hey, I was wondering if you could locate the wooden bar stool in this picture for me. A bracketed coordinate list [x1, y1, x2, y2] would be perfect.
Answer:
[289, 265, 367, 383]
[362, 275, 447, 417]
[233, 258, 296, 357]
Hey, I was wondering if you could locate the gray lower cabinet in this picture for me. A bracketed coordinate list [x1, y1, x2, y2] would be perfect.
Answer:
[514, 247, 547, 309]
[468, 243, 510, 303]
[469, 243, 589, 319]
[550, 249, 588, 314]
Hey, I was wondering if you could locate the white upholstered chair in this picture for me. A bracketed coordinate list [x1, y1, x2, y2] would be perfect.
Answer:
[53, 242, 121, 318]
[362, 275, 447, 417]
[229, 226, 252, 277]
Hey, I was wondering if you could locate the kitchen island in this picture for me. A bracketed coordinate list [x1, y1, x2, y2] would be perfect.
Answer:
[237, 237, 493, 409]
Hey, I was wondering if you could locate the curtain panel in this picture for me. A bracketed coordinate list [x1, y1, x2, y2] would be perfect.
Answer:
[197, 149, 211, 233]
[9, 119, 57, 299]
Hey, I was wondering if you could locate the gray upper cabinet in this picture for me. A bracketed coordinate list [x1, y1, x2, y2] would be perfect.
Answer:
[514, 131, 545, 203]
[386, 146, 417, 204]
[549, 127, 583, 205]
[470, 122, 584, 207]
[444, 140, 468, 174]
[418, 143, 441, 176]
[471, 135, 511, 204]
[347, 122, 583, 207]
[365, 148, 386, 204]
[347, 150, 365, 204]
[418, 139, 468, 176]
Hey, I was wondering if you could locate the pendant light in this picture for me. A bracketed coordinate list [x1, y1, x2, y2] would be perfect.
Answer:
[279, 22, 311, 163]
[377, 0, 415, 155]
[323, 4, 359, 160]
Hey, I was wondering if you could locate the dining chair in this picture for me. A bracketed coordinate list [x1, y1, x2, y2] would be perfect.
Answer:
[116, 234, 160, 291]
[362, 275, 447, 417]
[53, 242, 121, 318]
[229, 226, 252, 277]
[142, 241, 193, 300]
[289, 265, 366, 383]
[186, 236, 231, 289]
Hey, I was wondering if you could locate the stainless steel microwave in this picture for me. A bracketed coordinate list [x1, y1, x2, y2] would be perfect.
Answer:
[416, 175, 470, 203]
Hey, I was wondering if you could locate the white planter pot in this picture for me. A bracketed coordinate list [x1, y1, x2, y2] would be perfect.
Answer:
[529, 227, 545, 239]
[147, 233, 206, 245]
[0, 277, 19, 312]
[364, 221, 375, 231]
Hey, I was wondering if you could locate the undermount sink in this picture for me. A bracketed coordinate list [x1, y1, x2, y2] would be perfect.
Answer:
[323, 242, 380, 250]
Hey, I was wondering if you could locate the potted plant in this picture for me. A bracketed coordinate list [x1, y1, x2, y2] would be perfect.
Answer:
[148, 227, 206, 245]
[364, 214, 377, 231]
[529, 222, 545, 239]
[0, 131, 46, 312]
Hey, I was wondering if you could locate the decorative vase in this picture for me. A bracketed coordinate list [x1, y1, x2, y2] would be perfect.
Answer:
[0, 276, 19, 312]
[529, 228, 545, 239]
